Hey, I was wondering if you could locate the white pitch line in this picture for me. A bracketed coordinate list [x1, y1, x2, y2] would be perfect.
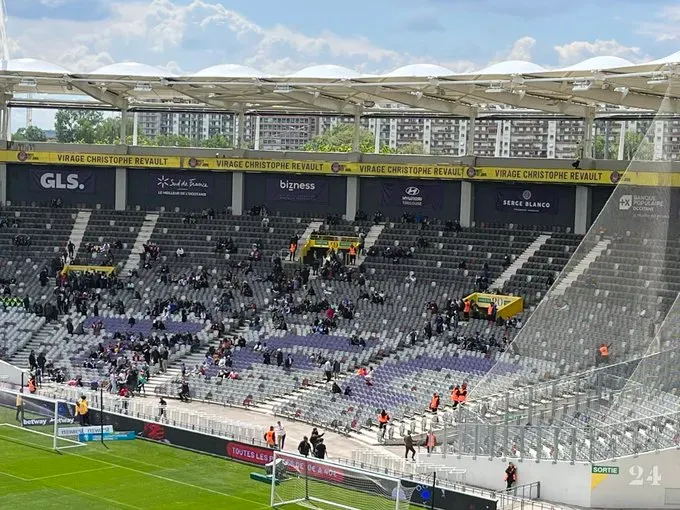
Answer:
[0, 470, 30, 482]
[29, 466, 116, 481]
[58, 485, 145, 510]
[66, 450, 271, 509]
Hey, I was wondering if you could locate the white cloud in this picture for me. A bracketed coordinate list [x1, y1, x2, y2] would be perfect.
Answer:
[638, 6, 680, 41]
[8, 0, 410, 74]
[506, 36, 536, 61]
[553, 39, 645, 65]
[487, 36, 536, 66]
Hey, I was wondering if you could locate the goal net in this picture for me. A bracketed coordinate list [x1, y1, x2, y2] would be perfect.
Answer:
[0, 387, 86, 451]
[271, 451, 414, 510]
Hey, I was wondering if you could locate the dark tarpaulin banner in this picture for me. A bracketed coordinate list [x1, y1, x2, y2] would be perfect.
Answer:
[149, 171, 214, 198]
[495, 187, 558, 214]
[380, 181, 444, 213]
[266, 177, 329, 203]
[29, 169, 96, 193]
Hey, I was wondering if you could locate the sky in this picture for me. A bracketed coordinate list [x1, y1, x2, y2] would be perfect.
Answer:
[4, 0, 680, 129]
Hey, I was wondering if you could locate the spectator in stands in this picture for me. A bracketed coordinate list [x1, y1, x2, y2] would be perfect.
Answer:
[505, 463, 517, 490]
[284, 354, 293, 370]
[28, 350, 36, 371]
[404, 431, 416, 461]
[176, 247, 185, 258]
[451, 385, 461, 409]
[298, 436, 311, 457]
[331, 381, 342, 394]
[323, 359, 332, 382]
[179, 379, 190, 402]
[310, 428, 324, 450]
[314, 438, 327, 459]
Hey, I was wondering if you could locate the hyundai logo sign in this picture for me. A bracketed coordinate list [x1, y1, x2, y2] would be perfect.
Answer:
[405, 186, 420, 196]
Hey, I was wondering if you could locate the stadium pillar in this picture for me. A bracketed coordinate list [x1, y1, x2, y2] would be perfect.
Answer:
[115, 168, 127, 211]
[574, 186, 591, 235]
[231, 171, 244, 216]
[253, 115, 261, 150]
[120, 108, 128, 145]
[345, 176, 359, 221]
[582, 113, 594, 159]
[352, 107, 362, 152]
[466, 110, 477, 155]
[0, 163, 6, 203]
[460, 181, 473, 228]
[236, 110, 245, 149]
[0, 100, 8, 140]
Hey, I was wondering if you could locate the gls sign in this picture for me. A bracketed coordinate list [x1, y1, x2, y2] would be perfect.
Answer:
[29, 169, 95, 193]
[40, 173, 85, 190]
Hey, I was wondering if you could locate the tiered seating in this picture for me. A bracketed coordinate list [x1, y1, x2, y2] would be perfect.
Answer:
[363, 223, 540, 288]
[0, 309, 47, 359]
[74, 210, 146, 267]
[503, 233, 582, 305]
[0, 206, 76, 300]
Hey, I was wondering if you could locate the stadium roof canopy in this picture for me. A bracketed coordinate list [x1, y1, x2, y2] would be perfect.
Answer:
[1, 53, 680, 118]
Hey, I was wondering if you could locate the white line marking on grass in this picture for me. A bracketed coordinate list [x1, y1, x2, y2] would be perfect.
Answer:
[29, 466, 116, 481]
[58, 485, 145, 510]
[0, 470, 30, 481]
[65, 450, 271, 509]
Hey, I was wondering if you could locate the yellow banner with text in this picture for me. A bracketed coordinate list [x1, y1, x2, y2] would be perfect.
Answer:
[1, 149, 678, 186]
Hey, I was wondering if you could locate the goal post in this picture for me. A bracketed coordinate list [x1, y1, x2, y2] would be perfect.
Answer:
[270, 451, 413, 510]
[0, 387, 86, 451]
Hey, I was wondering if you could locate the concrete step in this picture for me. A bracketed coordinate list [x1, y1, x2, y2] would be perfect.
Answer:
[492, 234, 551, 290]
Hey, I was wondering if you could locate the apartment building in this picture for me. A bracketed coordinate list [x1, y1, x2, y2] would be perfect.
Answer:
[134, 110, 673, 160]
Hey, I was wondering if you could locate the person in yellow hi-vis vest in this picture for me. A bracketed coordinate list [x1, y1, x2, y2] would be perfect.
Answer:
[75, 396, 90, 426]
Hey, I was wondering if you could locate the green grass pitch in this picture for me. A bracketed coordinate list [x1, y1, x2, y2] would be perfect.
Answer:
[0, 409, 410, 509]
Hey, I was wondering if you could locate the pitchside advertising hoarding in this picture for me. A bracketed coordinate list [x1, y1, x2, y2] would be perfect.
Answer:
[495, 187, 559, 214]
[265, 177, 330, 203]
[380, 181, 444, 213]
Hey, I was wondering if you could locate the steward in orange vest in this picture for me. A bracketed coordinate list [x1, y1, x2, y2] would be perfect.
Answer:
[265, 426, 276, 448]
[378, 409, 390, 430]
[429, 393, 440, 413]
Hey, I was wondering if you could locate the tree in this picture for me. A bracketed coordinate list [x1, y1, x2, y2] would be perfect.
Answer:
[622, 131, 654, 161]
[147, 134, 194, 148]
[55, 110, 105, 144]
[396, 141, 425, 155]
[200, 134, 234, 149]
[593, 135, 618, 160]
[94, 116, 134, 145]
[12, 126, 47, 142]
[303, 124, 376, 153]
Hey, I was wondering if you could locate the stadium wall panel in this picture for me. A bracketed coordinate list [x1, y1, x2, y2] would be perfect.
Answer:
[358, 178, 461, 220]
[473, 182, 576, 228]
[420, 453, 592, 507]
[243, 173, 347, 216]
[126, 168, 232, 211]
[590, 186, 615, 224]
[6, 164, 116, 208]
